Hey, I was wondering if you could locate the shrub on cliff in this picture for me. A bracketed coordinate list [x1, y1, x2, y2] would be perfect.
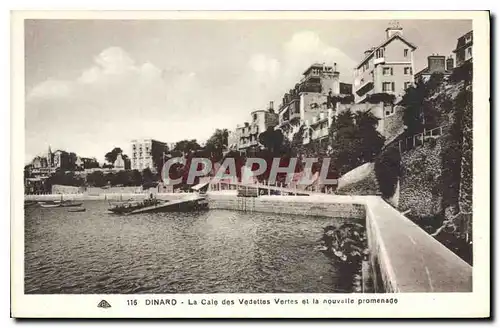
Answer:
[374, 145, 401, 199]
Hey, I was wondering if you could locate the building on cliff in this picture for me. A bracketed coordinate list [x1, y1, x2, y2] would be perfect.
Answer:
[276, 63, 352, 142]
[227, 101, 278, 152]
[453, 30, 473, 67]
[415, 54, 454, 83]
[353, 22, 417, 104]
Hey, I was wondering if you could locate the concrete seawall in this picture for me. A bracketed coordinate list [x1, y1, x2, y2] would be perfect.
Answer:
[208, 192, 365, 218]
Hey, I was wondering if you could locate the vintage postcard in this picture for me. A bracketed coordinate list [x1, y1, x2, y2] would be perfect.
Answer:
[11, 10, 490, 318]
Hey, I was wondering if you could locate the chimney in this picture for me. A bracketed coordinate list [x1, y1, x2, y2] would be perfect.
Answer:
[385, 22, 403, 39]
[428, 54, 446, 74]
[332, 62, 340, 95]
[269, 101, 274, 112]
[364, 49, 372, 57]
[446, 56, 454, 71]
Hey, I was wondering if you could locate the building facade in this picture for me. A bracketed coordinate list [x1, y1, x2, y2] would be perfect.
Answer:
[277, 63, 352, 141]
[415, 54, 454, 83]
[453, 30, 473, 67]
[131, 139, 168, 173]
[227, 101, 278, 152]
[353, 24, 417, 103]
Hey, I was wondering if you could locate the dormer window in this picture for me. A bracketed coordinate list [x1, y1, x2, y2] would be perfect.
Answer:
[376, 48, 384, 58]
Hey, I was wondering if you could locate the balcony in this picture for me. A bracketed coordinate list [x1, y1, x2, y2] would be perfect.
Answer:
[355, 81, 374, 97]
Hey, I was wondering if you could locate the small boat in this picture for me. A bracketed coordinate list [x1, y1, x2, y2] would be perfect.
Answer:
[68, 207, 86, 212]
[108, 198, 163, 214]
[40, 203, 61, 208]
[60, 201, 83, 207]
[38, 200, 61, 205]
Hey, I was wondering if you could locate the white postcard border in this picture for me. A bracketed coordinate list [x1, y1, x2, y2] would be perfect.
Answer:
[11, 10, 491, 318]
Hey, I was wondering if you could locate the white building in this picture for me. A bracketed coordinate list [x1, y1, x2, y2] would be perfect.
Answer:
[131, 139, 167, 173]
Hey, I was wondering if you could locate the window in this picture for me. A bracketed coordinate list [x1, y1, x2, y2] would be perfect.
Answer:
[383, 67, 393, 76]
[404, 82, 412, 90]
[376, 48, 384, 58]
[382, 82, 395, 92]
[404, 49, 409, 57]
[385, 107, 396, 117]
[404, 67, 412, 75]
[467, 47, 472, 58]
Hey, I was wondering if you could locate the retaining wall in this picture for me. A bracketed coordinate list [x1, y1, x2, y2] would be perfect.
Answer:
[208, 193, 365, 218]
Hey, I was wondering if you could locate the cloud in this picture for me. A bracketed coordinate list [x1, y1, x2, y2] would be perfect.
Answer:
[243, 31, 357, 109]
[28, 79, 73, 100]
[283, 31, 356, 82]
[25, 33, 357, 162]
[25, 47, 203, 162]
[248, 53, 280, 78]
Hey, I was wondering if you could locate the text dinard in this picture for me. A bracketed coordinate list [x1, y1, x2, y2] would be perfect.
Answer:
[143, 297, 398, 306]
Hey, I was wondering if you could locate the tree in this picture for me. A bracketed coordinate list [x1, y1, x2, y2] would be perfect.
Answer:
[330, 110, 385, 175]
[173, 139, 201, 155]
[68, 152, 78, 171]
[122, 154, 132, 170]
[86, 171, 107, 187]
[105, 147, 123, 164]
[205, 129, 229, 162]
[129, 169, 142, 186]
[402, 73, 445, 135]
[151, 143, 169, 174]
[83, 158, 99, 169]
[258, 127, 285, 154]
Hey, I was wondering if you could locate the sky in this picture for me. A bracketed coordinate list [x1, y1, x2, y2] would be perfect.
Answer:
[24, 19, 472, 163]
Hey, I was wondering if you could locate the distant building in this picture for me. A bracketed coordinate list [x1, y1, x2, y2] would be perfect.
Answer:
[113, 153, 125, 171]
[228, 101, 278, 152]
[131, 139, 168, 173]
[453, 30, 473, 67]
[277, 63, 352, 141]
[353, 23, 417, 103]
[415, 54, 454, 83]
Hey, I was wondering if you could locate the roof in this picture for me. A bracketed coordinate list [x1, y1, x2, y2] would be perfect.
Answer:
[453, 31, 473, 53]
[356, 34, 417, 69]
[302, 63, 328, 75]
[415, 67, 453, 78]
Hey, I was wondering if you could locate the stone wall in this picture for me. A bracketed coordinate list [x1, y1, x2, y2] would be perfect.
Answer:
[86, 186, 143, 195]
[382, 106, 405, 142]
[208, 193, 365, 219]
[335, 163, 381, 196]
[51, 185, 83, 194]
[399, 138, 443, 216]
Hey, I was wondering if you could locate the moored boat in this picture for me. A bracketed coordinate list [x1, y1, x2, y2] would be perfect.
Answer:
[68, 207, 86, 212]
[60, 201, 83, 207]
[108, 198, 162, 214]
[40, 203, 61, 208]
